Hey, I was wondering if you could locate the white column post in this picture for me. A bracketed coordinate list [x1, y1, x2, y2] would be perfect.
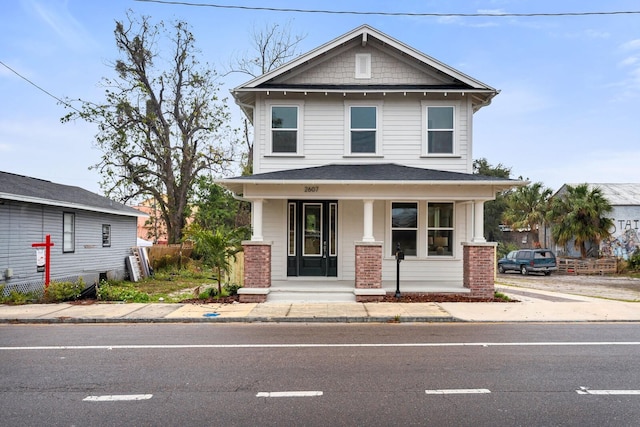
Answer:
[362, 199, 375, 242]
[251, 199, 264, 242]
[472, 200, 486, 243]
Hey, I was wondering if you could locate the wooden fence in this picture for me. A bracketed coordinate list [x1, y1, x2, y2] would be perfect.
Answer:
[557, 258, 617, 275]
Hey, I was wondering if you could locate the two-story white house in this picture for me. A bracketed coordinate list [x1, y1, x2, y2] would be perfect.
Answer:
[217, 25, 523, 302]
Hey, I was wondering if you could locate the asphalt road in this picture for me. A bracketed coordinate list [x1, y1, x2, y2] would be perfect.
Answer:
[2, 323, 640, 426]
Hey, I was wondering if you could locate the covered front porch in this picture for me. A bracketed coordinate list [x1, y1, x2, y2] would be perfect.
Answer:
[217, 164, 521, 303]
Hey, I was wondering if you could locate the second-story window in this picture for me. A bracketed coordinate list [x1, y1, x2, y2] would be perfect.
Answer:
[271, 105, 299, 154]
[426, 105, 455, 154]
[350, 106, 377, 154]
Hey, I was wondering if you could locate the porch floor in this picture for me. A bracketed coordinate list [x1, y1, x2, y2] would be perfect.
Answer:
[267, 280, 468, 303]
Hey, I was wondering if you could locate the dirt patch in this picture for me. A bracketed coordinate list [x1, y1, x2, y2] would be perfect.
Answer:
[497, 272, 640, 301]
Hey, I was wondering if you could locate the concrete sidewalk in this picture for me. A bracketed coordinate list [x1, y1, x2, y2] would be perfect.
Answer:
[0, 285, 638, 324]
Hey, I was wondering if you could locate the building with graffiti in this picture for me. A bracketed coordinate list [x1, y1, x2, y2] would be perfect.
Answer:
[548, 183, 640, 259]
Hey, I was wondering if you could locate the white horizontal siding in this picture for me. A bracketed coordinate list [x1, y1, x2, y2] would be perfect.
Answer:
[0, 200, 137, 288]
[262, 200, 286, 280]
[254, 93, 472, 175]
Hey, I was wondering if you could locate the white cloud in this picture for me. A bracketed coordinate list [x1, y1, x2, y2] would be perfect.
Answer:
[23, 0, 97, 51]
[620, 39, 640, 52]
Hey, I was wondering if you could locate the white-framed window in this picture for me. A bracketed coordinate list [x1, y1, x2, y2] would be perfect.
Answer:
[345, 102, 382, 155]
[63, 212, 75, 253]
[428, 202, 454, 256]
[422, 102, 457, 156]
[268, 101, 304, 155]
[355, 53, 371, 79]
[390, 202, 418, 257]
[102, 224, 111, 247]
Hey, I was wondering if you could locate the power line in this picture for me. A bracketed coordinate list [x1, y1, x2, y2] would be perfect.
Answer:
[134, 0, 640, 18]
[0, 60, 82, 113]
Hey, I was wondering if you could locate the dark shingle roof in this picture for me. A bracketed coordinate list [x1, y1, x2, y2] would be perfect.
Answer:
[0, 171, 143, 217]
[229, 163, 514, 183]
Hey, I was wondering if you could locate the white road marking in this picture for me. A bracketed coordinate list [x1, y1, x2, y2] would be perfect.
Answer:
[2, 342, 640, 351]
[256, 391, 323, 398]
[83, 394, 153, 402]
[577, 389, 640, 395]
[425, 389, 491, 395]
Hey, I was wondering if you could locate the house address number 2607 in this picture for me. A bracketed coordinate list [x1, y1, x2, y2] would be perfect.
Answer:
[304, 186, 319, 193]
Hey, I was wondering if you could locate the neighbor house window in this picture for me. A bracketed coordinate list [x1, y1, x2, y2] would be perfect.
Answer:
[425, 105, 455, 154]
[63, 212, 75, 253]
[428, 203, 454, 256]
[270, 104, 302, 154]
[391, 202, 417, 256]
[102, 224, 111, 247]
[348, 105, 378, 154]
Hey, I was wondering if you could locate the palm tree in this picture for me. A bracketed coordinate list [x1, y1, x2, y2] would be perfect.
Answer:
[546, 184, 613, 258]
[503, 182, 552, 246]
[185, 225, 243, 295]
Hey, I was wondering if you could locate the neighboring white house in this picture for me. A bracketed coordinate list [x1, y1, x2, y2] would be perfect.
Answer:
[548, 183, 640, 259]
[217, 25, 524, 302]
[0, 171, 147, 294]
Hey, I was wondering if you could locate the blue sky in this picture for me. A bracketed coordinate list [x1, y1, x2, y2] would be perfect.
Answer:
[1, 0, 639, 194]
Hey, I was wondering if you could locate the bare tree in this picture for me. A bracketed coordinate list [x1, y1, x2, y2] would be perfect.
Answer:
[227, 22, 306, 174]
[63, 12, 238, 244]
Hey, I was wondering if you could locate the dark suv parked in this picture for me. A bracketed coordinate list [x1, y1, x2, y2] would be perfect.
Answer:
[497, 249, 557, 275]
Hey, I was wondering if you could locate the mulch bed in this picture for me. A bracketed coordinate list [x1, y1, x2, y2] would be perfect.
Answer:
[381, 294, 514, 303]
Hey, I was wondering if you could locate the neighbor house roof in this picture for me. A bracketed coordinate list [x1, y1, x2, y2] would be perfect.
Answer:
[556, 183, 640, 206]
[0, 171, 146, 217]
[216, 163, 524, 194]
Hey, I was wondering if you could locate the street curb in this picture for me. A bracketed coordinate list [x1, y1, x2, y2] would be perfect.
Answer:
[0, 316, 461, 324]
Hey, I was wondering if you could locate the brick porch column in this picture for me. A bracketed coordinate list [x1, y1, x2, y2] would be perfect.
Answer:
[238, 241, 271, 303]
[354, 241, 385, 302]
[462, 242, 496, 299]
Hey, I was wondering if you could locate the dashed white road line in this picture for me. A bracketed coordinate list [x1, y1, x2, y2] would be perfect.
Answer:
[577, 389, 640, 395]
[425, 389, 491, 395]
[256, 391, 323, 398]
[83, 394, 153, 402]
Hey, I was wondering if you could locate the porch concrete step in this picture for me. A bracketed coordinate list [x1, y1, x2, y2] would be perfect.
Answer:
[267, 288, 356, 303]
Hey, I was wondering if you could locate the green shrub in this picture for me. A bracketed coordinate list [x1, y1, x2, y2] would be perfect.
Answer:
[42, 278, 85, 303]
[628, 251, 640, 271]
[0, 288, 42, 305]
[224, 283, 242, 296]
[97, 280, 150, 303]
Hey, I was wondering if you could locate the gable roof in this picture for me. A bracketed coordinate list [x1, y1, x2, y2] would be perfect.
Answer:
[0, 171, 145, 217]
[217, 163, 523, 194]
[233, 25, 498, 116]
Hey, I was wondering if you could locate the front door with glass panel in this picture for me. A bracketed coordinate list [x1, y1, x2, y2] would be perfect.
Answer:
[287, 201, 337, 277]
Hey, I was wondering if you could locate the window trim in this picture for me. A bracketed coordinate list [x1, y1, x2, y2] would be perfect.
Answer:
[344, 101, 383, 157]
[63, 212, 75, 253]
[427, 202, 455, 257]
[266, 101, 304, 156]
[421, 101, 459, 157]
[389, 201, 419, 258]
[102, 224, 111, 248]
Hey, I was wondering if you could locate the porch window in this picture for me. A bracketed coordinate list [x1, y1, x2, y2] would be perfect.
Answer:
[428, 203, 454, 256]
[349, 105, 377, 154]
[391, 202, 417, 256]
[270, 105, 300, 154]
[63, 212, 75, 253]
[426, 106, 454, 154]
